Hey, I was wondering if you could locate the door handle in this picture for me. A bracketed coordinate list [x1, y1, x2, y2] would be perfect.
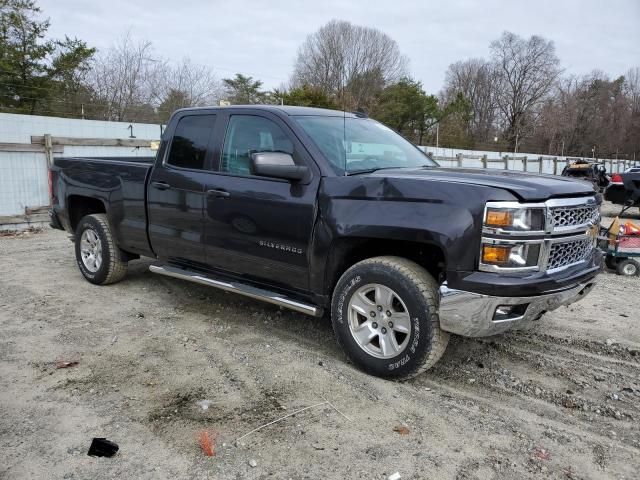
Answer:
[151, 181, 171, 190]
[207, 189, 231, 198]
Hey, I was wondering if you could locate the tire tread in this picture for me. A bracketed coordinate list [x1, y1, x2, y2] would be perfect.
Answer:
[332, 256, 449, 380]
[80, 214, 127, 285]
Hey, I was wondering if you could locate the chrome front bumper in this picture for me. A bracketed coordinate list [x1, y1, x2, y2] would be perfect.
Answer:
[438, 281, 596, 337]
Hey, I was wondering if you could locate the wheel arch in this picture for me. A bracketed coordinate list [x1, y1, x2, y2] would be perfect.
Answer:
[67, 195, 107, 232]
[323, 237, 447, 300]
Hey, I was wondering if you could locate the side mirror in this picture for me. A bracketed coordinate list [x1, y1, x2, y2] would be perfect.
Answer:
[250, 152, 309, 181]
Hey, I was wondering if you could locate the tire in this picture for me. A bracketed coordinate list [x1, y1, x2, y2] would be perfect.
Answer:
[616, 259, 640, 276]
[74, 214, 128, 285]
[605, 255, 618, 270]
[331, 256, 449, 380]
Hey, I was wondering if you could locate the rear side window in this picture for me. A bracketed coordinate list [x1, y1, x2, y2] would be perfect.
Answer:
[166, 115, 216, 169]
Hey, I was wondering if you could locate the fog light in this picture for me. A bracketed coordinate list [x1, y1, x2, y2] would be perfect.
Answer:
[482, 245, 511, 264]
[493, 304, 528, 322]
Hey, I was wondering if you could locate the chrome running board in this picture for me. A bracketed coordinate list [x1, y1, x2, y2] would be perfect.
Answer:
[149, 264, 322, 317]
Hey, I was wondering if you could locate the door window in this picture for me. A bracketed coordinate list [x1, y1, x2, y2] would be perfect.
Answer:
[166, 115, 216, 170]
[221, 115, 294, 175]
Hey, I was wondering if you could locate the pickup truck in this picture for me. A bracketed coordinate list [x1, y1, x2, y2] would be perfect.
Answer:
[604, 169, 640, 211]
[50, 105, 603, 379]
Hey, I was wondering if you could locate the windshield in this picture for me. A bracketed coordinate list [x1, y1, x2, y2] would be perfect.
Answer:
[293, 115, 438, 175]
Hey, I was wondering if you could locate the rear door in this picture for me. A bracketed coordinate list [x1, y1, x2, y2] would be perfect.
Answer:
[201, 110, 320, 291]
[147, 112, 218, 265]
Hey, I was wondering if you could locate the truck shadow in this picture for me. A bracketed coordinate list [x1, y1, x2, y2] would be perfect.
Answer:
[125, 258, 342, 355]
[124, 258, 562, 380]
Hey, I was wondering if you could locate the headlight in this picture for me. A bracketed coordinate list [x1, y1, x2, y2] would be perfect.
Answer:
[479, 242, 541, 271]
[484, 205, 545, 232]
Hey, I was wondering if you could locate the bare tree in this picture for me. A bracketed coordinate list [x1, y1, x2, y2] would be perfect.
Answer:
[490, 32, 562, 150]
[439, 38, 637, 158]
[623, 67, 640, 158]
[292, 20, 407, 110]
[88, 34, 221, 122]
[625, 67, 640, 113]
[88, 32, 162, 122]
[154, 58, 222, 121]
[442, 58, 499, 143]
[534, 76, 580, 154]
[525, 71, 639, 158]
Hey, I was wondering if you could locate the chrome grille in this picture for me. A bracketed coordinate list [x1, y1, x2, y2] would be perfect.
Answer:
[550, 204, 599, 230]
[547, 238, 593, 270]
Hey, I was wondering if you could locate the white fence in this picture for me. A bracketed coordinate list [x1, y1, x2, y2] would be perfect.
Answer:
[0, 113, 160, 226]
[420, 146, 637, 175]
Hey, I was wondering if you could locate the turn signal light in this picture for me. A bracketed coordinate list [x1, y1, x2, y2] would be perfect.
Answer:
[482, 245, 511, 264]
[485, 210, 513, 227]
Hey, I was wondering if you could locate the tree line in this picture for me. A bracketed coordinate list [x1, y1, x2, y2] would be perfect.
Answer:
[1, 1, 638, 159]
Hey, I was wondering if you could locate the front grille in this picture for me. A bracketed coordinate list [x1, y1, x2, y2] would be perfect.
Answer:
[550, 204, 599, 230]
[547, 237, 594, 270]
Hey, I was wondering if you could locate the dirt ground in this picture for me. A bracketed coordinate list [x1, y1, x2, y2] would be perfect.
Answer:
[1, 201, 639, 480]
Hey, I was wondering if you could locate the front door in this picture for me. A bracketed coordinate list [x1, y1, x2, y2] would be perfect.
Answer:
[202, 112, 319, 291]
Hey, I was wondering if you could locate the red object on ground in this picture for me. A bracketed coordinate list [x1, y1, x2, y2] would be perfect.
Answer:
[198, 431, 216, 456]
[532, 447, 551, 461]
[55, 356, 80, 369]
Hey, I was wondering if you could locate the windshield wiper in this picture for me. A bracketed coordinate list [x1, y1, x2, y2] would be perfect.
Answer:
[347, 166, 407, 176]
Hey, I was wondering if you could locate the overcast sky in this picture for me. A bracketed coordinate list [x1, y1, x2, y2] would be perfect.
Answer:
[40, 0, 640, 93]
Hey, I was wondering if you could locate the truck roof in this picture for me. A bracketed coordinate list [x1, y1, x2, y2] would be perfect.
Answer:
[173, 104, 358, 118]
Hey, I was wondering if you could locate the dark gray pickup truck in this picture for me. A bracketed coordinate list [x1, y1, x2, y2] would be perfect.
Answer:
[50, 105, 602, 379]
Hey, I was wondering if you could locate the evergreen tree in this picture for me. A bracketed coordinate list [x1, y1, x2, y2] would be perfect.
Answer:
[0, 0, 94, 116]
[222, 73, 266, 104]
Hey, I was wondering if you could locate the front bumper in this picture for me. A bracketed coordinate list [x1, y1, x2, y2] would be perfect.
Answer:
[438, 280, 596, 337]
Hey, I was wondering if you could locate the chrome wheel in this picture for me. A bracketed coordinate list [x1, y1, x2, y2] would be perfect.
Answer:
[80, 229, 102, 273]
[347, 283, 411, 359]
[623, 263, 637, 275]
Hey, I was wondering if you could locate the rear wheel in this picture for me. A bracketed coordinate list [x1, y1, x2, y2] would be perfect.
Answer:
[331, 256, 449, 380]
[616, 259, 640, 276]
[75, 214, 128, 285]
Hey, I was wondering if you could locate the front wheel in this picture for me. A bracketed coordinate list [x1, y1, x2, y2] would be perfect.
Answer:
[74, 214, 128, 285]
[331, 256, 449, 380]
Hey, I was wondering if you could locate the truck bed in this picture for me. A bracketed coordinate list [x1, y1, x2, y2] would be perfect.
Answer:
[52, 156, 155, 256]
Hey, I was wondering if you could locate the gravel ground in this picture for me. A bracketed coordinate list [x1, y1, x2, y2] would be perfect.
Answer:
[1, 201, 639, 480]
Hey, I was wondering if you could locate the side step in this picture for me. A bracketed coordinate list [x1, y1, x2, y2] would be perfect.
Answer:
[149, 264, 322, 317]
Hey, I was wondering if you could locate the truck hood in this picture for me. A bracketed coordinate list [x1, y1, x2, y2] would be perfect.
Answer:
[369, 167, 595, 201]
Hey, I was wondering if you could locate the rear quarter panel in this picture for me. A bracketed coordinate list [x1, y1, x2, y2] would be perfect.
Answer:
[52, 157, 153, 256]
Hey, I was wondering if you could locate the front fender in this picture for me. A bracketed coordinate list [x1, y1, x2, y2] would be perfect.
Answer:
[309, 176, 517, 295]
